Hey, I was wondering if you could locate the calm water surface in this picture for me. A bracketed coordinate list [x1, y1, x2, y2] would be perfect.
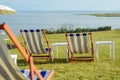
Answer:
[1, 11, 120, 35]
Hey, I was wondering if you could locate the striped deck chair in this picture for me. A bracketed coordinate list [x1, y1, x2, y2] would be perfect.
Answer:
[20, 29, 53, 62]
[66, 33, 94, 62]
[0, 23, 54, 80]
[0, 31, 27, 80]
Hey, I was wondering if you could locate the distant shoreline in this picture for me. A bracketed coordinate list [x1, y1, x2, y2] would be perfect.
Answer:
[18, 10, 120, 17]
[75, 13, 120, 17]
[88, 13, 120, 17]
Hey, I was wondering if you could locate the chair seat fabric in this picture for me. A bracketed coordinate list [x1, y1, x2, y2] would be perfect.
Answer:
[20, 69, 51, 80]
[67, 33, 90, 54]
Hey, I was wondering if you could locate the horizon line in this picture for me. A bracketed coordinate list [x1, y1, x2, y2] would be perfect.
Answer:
[17, 10, 120, 12]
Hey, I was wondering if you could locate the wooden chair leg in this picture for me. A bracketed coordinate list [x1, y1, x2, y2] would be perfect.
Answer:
[29, 56, 34, 80]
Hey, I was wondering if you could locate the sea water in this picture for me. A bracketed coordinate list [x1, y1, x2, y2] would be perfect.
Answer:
[1, 11, 120, 35]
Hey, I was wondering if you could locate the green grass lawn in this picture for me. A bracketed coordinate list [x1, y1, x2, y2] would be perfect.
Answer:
[10, 29, 120, 80]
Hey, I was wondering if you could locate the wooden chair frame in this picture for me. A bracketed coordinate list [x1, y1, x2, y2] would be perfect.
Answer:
[20, 29, 52, 62]
[66, 33, 94, 62]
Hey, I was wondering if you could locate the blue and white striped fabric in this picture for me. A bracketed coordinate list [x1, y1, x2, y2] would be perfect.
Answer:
[20, 69, 51, 80]
[21, 29, 46, 54]
[67, 33, 90, 54]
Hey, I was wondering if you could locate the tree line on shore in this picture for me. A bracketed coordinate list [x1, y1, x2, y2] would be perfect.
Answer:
[45, 25, 111, 34]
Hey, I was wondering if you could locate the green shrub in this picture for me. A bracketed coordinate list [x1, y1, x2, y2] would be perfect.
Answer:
[45, 24, 112, 34]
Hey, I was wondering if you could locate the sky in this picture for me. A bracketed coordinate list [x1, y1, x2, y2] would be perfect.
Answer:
[1, 0, 120, 11]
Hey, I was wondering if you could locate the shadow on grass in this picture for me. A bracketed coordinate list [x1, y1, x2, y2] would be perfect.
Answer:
[17, 58, 68, 66]
[32, 58, 68, 64]
[50, 58, 68, 64]
[17, 59, 28, 66]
